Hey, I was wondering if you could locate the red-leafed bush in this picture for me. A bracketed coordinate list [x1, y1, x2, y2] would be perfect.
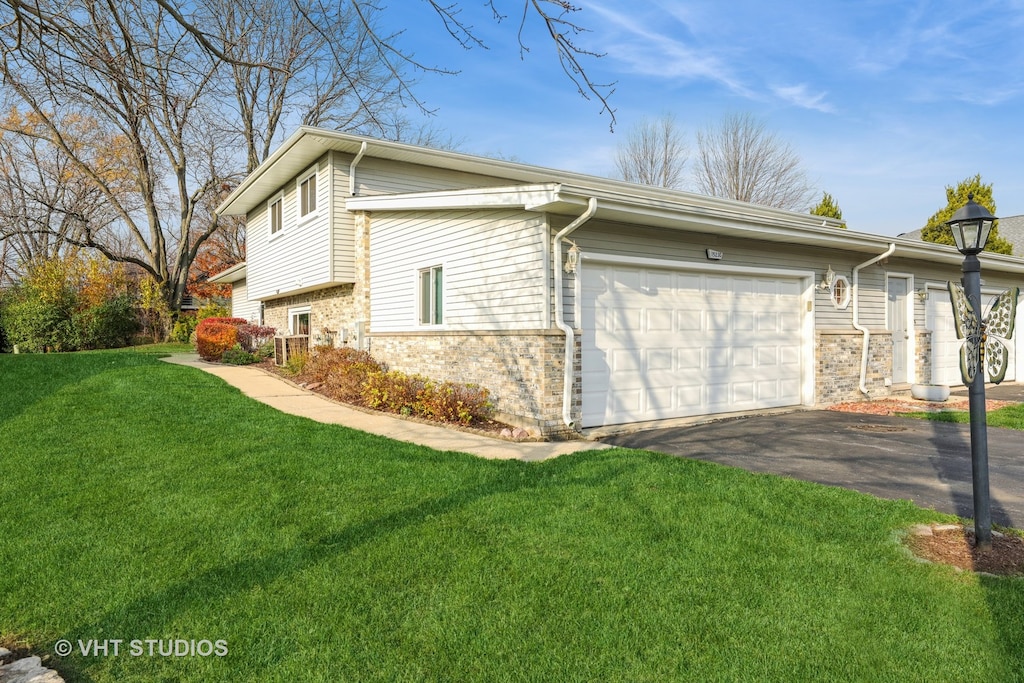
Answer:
[196, 317, 246, 361]
[236, 324, 276, 353]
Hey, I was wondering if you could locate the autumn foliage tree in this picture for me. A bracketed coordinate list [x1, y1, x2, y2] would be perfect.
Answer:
[1, 250, 138, 351]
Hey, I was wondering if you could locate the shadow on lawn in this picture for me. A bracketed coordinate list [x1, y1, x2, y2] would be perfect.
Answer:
[51, 455, 637, 682]
[925, 416, 1024, 673]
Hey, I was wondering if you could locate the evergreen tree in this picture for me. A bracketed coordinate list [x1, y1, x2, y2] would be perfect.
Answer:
[921, 175, 1012, 255]
[810, 192, 845, 227]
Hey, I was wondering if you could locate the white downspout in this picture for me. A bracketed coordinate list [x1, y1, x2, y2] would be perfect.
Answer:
[852, 243, 896, 395]
[554, 197, 598, 428]
[349, 141, 367, 196]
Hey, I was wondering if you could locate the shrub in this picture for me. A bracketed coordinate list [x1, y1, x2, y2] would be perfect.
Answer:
[220, 344, 260, 365]
[171, 313, 198, 343]
[361, 371, 426, 415]
[284, 349, 308, 375]
[301, 347, 382, 383]
[256, 340, 275, 359]
[237, 324, 276, 353]
[417, 381, 494, 424]
[300, 347, 384, 403]
[2, 285, 77, 352]
[73, 294, 138, 349]
[195, 302, 230, 322]
[195, 318, 246, 361]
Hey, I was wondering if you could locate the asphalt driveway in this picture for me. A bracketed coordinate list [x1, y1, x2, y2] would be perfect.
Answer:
[601, 389, 1024, 527]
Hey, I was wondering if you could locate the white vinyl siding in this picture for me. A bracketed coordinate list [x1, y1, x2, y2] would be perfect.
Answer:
[351, 157, 515, 196]
[370, 209, 546, 332]
[569, 221, 900, 330]
[246, 158, 334, 301]
[331, 154, 355, 282]
[230, 279, 261, 323]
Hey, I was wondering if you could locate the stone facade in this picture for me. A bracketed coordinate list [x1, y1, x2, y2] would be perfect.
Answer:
[262, 284, 362, 347]
[915, 330, 934, 385]
[815, 329, 909, 404]
[368, 330, 581, 438]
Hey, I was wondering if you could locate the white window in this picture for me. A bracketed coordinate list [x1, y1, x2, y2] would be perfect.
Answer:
[288, 306, 311, 335]
[269, 195, 283, 235]
[298, 167, 317, 219]
[831, 275, 851, 310]
[419, 266, 443, 325]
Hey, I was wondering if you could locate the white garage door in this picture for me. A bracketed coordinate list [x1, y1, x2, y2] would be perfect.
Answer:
[581, 264, 806, 428]
[927, 289, 1017, 386]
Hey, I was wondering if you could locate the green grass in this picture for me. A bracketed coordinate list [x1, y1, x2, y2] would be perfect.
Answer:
[908, 403, 1024, 430]
[2, 352, 1024, 682]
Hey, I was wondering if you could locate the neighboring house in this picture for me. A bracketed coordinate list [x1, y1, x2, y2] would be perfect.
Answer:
[212, 127, 1024, 437]
[900, 215, 1024, 257]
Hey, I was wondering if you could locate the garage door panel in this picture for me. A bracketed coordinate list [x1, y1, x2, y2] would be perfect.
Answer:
[733, 346, 754, 368]
[733, 311, 755, 332]
[582, 264, 806, 427]
[646, 348, 674, 372]
[647, 309, 674, 332]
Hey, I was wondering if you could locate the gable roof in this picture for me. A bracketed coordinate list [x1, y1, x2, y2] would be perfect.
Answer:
[219, 127, 1024, 276]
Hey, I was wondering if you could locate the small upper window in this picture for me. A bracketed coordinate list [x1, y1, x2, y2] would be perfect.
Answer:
[831, 275, 851, 310]
[299, 170, 317, 218]
[269, 196, 283, 234]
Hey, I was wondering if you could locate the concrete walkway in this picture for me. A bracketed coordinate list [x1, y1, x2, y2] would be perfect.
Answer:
[160, 354, 610, 462]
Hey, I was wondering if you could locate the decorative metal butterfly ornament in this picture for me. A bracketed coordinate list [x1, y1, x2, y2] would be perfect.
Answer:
[948, 283, 1020, 385]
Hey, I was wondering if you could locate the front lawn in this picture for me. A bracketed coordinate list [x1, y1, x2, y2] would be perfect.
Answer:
[2, 351, 1023, 682]
[910, 402, 1024, 430]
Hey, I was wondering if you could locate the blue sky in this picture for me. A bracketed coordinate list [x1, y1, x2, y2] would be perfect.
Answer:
[383, 0, 1024, 237]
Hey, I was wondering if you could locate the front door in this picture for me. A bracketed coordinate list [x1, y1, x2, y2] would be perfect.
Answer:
[888, 276, 910, 384]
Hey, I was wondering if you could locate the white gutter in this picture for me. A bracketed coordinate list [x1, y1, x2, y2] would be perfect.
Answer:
[349, 141, 367, 196]
[554, 196, 598, 428]
[852, 243, 896, 395]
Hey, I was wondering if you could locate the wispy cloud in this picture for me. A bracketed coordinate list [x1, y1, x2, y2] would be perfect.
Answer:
[771, 84, 835, 113]
[585, 1, 755, 98]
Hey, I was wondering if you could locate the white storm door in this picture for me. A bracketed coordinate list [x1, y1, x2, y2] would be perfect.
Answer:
[887, 276, 910, 384]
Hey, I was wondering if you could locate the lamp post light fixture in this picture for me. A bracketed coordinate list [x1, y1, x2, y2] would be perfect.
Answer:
[947, 194, 996, 550]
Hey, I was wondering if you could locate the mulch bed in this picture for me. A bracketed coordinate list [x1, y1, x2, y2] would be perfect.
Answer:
[906, 525, 1024, 577]
[828, 397, 1015, 416]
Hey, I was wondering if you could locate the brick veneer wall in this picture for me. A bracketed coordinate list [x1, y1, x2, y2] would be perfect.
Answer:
[262, 285, 361, 346]
[915, 331, 933, 385]
[369, 330, 581, 438]
[815, 329, 900, 404]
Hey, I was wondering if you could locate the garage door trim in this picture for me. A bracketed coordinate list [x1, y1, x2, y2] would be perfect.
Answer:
[578, 252, 816, 426]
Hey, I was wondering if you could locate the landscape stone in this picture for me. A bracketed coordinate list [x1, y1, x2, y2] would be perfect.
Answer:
[0, 655, 65, 683]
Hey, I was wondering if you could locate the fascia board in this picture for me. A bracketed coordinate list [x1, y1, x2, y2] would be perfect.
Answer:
[344, 184, 561, 212]
[208, 262, 247, 283]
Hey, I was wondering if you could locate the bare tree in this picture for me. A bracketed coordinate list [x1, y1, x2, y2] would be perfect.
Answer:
[0, 0, 613, 309]
[693, 113, 814, 211]
[614, 114, 687, 189]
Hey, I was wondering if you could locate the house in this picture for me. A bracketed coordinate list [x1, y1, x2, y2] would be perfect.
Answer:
[900, 215, 1024, 257]
[212, 127, 1024, 438]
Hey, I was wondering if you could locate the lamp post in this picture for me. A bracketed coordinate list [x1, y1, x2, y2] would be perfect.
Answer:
[946, 194, 996, 551]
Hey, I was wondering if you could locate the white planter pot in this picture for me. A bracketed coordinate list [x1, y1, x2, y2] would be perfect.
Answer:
[911, 383, 951, 402]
